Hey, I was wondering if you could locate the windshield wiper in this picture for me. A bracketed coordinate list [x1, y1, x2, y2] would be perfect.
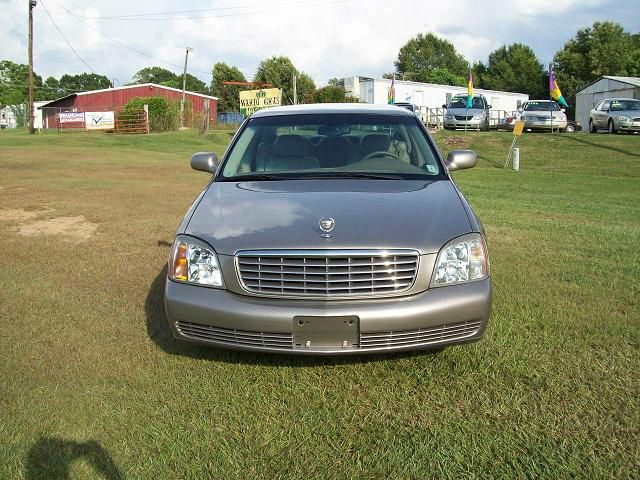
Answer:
[221, 174, 291, 181]
[299, 172, 404, 180]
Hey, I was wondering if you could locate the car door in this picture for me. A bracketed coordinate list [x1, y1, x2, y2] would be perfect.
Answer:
[596, 101, 610, 128]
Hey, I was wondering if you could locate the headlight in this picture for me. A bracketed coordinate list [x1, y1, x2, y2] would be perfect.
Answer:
[169, 235, 223, 287]
[616, 116, 630, 122]
[431, 233, 488, 287]
[473, 113, 483, 120]
[445, 113, 454, 119]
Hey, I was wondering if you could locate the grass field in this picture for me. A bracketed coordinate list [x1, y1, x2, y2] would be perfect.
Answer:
[0, 127, 638, 479]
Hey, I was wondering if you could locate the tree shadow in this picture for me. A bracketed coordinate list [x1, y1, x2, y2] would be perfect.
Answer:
[560, 134, 640, 158]
[25, 437, 124, 480]
[145, 265, 442, 367]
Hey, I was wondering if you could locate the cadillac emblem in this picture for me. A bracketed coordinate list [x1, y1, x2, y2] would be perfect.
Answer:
[319, 217, 335, 237]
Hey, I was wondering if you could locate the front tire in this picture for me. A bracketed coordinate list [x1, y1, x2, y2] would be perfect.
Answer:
[589, 119, 596, 133]
[608, 119, 616, 134]
[566, 123, 576, 133]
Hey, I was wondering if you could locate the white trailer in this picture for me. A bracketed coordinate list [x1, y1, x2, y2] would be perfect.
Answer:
[342, 76, 529, 127]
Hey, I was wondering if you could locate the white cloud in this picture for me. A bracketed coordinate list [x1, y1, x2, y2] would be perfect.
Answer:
[0, 0, 637, 89]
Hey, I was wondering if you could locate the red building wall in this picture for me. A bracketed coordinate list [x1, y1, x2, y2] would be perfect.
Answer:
[42, 84, 217, 128]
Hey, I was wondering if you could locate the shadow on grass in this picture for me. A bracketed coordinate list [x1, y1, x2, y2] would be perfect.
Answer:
[145, 266, 441, 366]
[25, 437, 124, 480]
[560, 134, 640, 158]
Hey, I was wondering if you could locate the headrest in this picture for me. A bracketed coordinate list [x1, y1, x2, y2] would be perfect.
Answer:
[361, 134, 391, 154]
[273, 135, 309, 157]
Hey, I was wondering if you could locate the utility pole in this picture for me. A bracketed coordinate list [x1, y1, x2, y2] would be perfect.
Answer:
[28, 0, 36, 133]
[292, 74, 297, 105]
[179, 47, 193, 129]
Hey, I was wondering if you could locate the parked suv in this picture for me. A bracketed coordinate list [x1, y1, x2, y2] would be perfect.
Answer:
[443, 94, 491, 131]
[589, 98, 640, 134]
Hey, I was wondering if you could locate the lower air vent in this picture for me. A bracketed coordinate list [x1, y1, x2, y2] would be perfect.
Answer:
[176, 321, 293, 349]
[359, 320, 481, 349]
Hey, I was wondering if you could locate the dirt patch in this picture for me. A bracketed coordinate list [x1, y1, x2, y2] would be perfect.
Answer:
[17, 216, 98, 242]
[0, 208, 51, 223]
[443, 136, 470, 148]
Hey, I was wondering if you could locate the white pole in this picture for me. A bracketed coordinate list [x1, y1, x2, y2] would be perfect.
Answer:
[293, 74, 297, 105]
[513, 148, 520, 171]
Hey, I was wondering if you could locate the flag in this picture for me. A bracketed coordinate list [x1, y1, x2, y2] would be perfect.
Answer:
[466, 70, 473, 109]
[549, 64, 569, 108]
[388, 75, 395, 104]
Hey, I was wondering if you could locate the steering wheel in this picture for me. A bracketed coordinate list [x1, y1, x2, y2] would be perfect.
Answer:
[361, 150, 399, 162]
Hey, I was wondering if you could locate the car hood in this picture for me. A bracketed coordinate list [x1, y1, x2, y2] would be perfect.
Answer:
[185, 179, 472, 255]
[448, 108, 485, 116]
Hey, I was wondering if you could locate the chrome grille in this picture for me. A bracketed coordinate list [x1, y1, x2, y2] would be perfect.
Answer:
[359, 320, 481, 349]
[176, 321, 293, 348]
[454, 115, 472, 121]
[236, 249, 419, 297]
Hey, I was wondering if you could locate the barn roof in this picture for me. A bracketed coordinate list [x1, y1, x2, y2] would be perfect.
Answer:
[40, 83, 218, 107]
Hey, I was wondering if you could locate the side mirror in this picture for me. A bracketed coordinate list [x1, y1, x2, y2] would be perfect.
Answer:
[517, 108, 523, 114]
[446, 150, 477, 171]
[561, 108, 566, 113]
[191, 152, 219, 173]
[487, 104, 492, 109]
[442, 104, 447, 109]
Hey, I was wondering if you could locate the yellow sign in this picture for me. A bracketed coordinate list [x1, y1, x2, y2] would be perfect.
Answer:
[513, 120, 525, 136]
[239, 88, 282, 115]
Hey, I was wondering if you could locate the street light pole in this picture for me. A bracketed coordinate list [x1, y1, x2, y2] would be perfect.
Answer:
[179, 47, 193, 129]
[28, 0, 37, 133]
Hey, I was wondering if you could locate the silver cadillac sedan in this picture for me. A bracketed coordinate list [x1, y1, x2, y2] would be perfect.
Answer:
[165, 104, 491, 355]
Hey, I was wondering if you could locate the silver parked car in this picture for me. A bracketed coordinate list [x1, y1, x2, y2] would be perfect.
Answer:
[518, 100, 567, 131]
[165, 104, 491, 355]
[443, 94, 491, 131]
[589, 98, 640, 134]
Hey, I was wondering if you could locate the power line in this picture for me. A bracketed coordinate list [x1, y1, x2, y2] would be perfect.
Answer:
[69, 0, 354, 21]
[39, 0, 97, 74]
[48, 0, 212, 76]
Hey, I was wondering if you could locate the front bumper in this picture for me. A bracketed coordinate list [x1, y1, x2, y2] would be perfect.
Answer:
[444, 117, 484, 130]
[523, 119, 567, 130]
[617, 119, 640, 131]
[164, 279, 492, 355]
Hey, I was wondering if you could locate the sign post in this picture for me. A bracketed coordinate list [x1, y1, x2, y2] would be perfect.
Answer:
[504, 120, 524, 168]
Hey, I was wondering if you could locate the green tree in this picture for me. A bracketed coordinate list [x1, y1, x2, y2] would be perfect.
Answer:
[0, 60, 43, 105]
[131, 66, 178, 86]
[475, 43, 546, 98]
[553, 21, 638, 97]
[253, 56, 316, 104]
[309, 85, 353, 103]
[40, 76, 62, 100]
[394, 33, 468, 85]
[57, 73, 111, 93]
[210, 62, 247, 112]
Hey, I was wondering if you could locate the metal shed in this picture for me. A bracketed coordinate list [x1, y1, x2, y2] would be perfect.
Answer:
[575, 76, 640, 132]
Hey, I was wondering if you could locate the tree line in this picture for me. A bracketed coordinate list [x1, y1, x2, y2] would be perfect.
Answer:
[1, 20, 638, 114]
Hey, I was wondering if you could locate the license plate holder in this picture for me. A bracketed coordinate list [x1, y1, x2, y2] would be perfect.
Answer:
[293, 316, 359, 349]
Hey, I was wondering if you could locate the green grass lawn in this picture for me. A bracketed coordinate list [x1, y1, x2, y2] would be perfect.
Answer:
[0, 128, 638, 479]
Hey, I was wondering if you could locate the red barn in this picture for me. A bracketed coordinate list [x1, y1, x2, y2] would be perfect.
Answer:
[40, 83, 218, 129]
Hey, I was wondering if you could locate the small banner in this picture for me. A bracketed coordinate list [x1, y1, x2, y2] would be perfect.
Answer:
[239, 88, 282, 116]
[58, 112, 85, 123]
[85, 111, 115, 130]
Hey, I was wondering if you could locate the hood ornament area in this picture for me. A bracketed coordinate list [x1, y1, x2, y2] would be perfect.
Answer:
[318, 217, 335, 238]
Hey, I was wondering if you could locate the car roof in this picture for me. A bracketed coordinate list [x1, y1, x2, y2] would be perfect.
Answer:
[251, 103, 416, 118]
[603, 98, 638, 101]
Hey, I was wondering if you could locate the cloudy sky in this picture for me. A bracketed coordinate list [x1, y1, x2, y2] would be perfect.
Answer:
[2, 0, 638, 88]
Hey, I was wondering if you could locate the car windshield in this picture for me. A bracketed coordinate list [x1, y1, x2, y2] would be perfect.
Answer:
[524, 101, 560, 111]
[609, 100, 640, 111]
[219, 113, 442, 180]
[448, 96, 484, 109]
